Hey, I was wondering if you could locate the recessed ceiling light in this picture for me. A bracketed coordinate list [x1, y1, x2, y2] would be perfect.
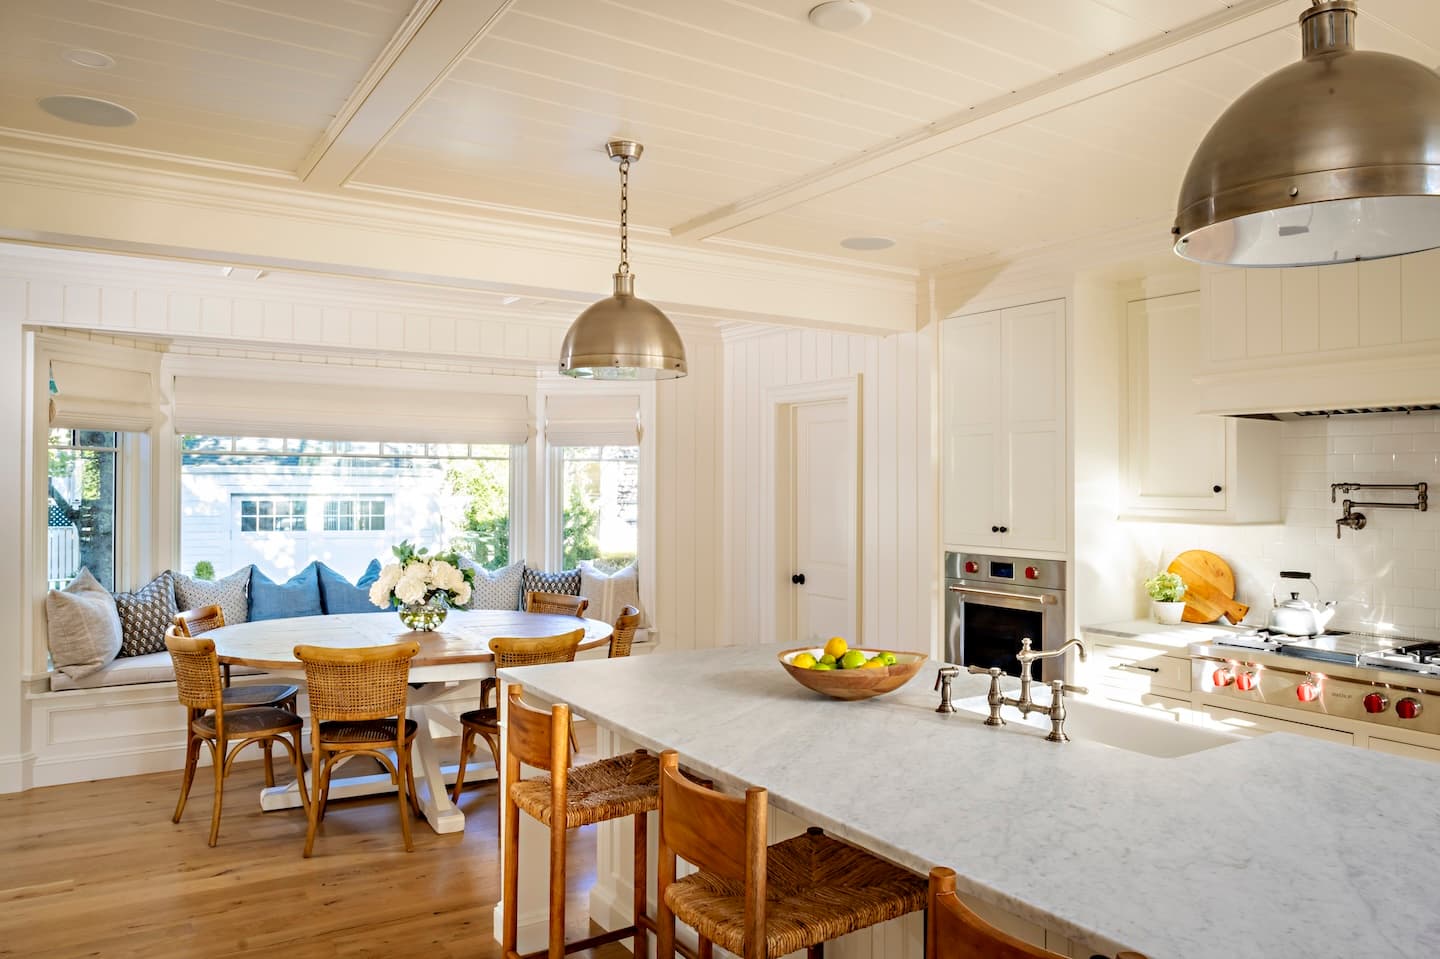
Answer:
[808, 1, 871, 32]
[501, 295, 522, 306]
[62, 49, 115, 69]
[37, 95, 136, 127]
[840, 236, 895, 251]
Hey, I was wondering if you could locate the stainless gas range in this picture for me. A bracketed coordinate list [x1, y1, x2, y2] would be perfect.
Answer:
[1191, 630, 1440, 737]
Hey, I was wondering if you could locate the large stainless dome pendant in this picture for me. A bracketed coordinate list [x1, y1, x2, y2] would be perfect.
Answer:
[1173, 0, 1440, 268]
[560, 140, 687, 380]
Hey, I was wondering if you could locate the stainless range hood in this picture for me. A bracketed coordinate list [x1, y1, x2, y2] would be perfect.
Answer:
[1235, 404, 1440, 421]
[1195, 352, 1440, 420]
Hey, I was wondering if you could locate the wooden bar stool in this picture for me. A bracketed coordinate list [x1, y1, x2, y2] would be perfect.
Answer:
[656, 749, 926, 959]
[173, 605, 300, 787]
[501, 683, 661, 959]
[927, 867, 1150, 959]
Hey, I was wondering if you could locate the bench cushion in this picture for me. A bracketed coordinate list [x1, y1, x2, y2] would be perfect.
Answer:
[48, 651, 265, 691]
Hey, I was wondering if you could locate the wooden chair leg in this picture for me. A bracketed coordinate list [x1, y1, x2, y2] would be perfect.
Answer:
[172, 734, 201, 823]
[549, 812, 565, 959]
[284, 731, 310, 813]
[303, 751, 328, 858]
[451, 727, 475, 804]
[396, 744, 415, 853]
[502, 793, 521, 957]
[697, 939, 713, 959]
[207, 741, 225, 847]
[404, 744, 422, 818]
[261, 740, 276, 787]
[633, 811, 649, 959]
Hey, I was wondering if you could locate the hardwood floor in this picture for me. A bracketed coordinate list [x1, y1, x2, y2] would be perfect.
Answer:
[0, 741, 632, 959]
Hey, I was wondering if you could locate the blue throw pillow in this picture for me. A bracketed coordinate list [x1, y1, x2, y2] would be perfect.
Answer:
[317, 560, 384, 614]
[248, 563, 323, 621]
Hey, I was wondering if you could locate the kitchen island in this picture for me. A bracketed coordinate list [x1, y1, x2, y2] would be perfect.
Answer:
[498, 644, 1440, 958]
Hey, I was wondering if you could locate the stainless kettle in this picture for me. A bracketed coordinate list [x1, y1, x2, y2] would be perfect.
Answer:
[1267, 571, 1337, 637]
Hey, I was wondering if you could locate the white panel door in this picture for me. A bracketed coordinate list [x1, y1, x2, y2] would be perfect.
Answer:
[792, 400, 855, 645]
[1002, 300, 1066, 553]
[941, 311, 1004, 548]
[1125, 292, 1229, 512]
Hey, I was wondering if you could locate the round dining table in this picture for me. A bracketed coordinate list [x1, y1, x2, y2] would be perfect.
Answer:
[206, 609, 614, 834]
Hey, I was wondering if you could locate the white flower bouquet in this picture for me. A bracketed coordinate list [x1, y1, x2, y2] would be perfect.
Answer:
[369, 540, 475, 611]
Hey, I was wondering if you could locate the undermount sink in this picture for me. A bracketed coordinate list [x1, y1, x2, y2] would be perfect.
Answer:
[954, 694, 1249, 758]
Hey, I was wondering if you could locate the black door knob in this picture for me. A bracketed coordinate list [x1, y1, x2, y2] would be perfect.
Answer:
[1213, 484, 1223, 493]
[791, 573, 806, 585]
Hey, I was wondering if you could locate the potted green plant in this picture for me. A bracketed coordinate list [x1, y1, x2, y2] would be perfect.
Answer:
[1144, 571, 1187, 625]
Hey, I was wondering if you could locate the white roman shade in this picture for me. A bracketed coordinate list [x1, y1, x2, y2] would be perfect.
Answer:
[544, 394, 640, 446]
[172, 377, 532, 445]
[48, 359, 157, 432]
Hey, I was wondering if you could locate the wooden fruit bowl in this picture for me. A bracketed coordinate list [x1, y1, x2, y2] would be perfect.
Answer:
[777, 647, 927, 701]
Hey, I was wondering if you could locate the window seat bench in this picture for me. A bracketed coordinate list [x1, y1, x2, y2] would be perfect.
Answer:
[47, 654, 268, 692]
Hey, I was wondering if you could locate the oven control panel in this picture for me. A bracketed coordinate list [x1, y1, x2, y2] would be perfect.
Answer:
[944, 552, 1065, 591]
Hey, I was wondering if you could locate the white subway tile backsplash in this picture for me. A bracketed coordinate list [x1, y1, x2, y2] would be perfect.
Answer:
[1372, 434, 1415, 453]
[1332, 435, 1373, 453]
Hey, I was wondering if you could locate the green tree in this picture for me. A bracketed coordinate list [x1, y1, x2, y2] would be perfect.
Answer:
[562, 482, 599, 569]
[446, 460, 510, 569]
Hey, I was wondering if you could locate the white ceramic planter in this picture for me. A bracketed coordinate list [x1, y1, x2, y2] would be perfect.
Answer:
[1152, 600, 1187, 625]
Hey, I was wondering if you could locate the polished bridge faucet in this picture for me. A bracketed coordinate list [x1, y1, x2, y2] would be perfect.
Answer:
[961, 637, 1090, 743]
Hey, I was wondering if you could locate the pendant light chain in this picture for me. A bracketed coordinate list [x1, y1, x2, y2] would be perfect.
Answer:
[617, 158, 630, 277]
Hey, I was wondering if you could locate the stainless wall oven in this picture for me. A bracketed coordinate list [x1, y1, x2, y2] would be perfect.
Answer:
[944, 551, 1067, 682]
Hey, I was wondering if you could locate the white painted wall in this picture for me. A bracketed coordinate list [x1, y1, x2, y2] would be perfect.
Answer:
[723, 325, 939, 655]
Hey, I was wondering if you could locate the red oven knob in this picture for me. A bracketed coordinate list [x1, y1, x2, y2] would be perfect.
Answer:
[1363, 692, 1389, 714]
[1024, 566, 1040, 580]
[1212, 667, 1235, 687]
[964, 561, 979, 574]
[1296, 679, 1321, 703]
[1235, 671, 1259, 692]
[1397, 697, 1423, 720]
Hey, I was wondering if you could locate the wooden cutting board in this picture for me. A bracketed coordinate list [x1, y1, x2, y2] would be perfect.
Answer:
[1166, 550, 1250, 624]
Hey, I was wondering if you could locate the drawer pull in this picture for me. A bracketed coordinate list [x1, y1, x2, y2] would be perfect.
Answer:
[1113, 663, 1160, 674]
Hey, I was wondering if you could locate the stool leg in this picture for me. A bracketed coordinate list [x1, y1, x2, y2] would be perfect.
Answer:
[502, 791, 520, 956]
[549, 812, 566, 959]
[698, 940, 713, 959]
[807, 945, 823, 959]
[633, 811, 648, 959]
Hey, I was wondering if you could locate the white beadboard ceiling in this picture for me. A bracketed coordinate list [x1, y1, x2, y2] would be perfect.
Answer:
[0, 0, 1437, 273]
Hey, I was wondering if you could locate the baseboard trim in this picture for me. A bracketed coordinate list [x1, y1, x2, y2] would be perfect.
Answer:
[0, 752, 34, 794]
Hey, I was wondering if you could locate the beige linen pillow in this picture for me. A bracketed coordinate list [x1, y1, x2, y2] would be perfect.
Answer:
[45, 568, 123, 679]
[577, 561, 645, 627]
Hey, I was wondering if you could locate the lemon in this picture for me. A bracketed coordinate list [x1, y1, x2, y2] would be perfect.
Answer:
[792, 652, 817, 669]
[840, 649, 867, 670]
[861, 657, 886, 669]
[819, 653, 837, 666]
[823, 636, 848, 660]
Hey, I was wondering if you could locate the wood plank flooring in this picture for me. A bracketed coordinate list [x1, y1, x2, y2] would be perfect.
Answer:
[0, 742, 632, 959]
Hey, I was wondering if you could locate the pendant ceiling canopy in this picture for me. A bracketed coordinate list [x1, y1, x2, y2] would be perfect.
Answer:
[559, 140, 687, 380]
[1172, 0, 1440, 268]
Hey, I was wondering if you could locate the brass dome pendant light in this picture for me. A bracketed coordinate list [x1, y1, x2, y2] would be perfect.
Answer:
[1173, 0, 1440, 267]
[559, 140, 687, 379]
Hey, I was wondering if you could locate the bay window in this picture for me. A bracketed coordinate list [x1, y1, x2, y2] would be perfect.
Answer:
[46, 429, 120, 590]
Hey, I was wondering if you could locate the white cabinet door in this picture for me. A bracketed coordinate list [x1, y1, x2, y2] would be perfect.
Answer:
[941, 300, 1067, 554]
[942, 310, 1004, 549]
[1003, 300, 1066, 553]
[1200, 705, 1354, 745]
[1123, 292, 1281, 522]
[1368, 737, 1440, 763]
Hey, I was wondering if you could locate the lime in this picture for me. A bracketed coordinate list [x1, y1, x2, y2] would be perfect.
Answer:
[792, 652, 817, 669]
[811, 662, 836, 670]
[840, 649, 867, 670]
[823, 636, 849, 660]
[819, 653, 837, 666]
[879, 651, 898, 666]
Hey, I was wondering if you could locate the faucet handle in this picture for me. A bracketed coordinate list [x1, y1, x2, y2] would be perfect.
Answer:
[934, 665, 960, 690]
[966, 665, 1001, 676]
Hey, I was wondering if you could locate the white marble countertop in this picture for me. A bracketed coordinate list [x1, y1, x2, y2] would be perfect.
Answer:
[502, 645, 1440, 959]
[1082, 619, 1247, 651]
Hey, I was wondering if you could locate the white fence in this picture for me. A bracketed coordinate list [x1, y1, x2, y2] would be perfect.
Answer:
[48, 526, 79, 589]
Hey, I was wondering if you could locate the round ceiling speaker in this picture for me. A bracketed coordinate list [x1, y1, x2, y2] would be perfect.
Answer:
[840, 236, 895, 250]
[808, 1, 872, 32]
[37, 95, 137, 127]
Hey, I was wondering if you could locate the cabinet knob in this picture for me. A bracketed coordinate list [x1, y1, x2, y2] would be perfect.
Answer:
[1213, 484, 1223, 494]
[791, 573, 806, 585]
[999, 526, 1009, 533]
[991, 525, 999, 533]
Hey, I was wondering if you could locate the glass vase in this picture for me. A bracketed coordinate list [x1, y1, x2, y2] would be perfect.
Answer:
[398, 593, 449, 632]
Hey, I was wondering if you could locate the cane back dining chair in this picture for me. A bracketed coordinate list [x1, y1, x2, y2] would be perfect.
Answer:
[450, 628, 585, 806]
[502, 683, 664, 959]
[926, 867, 1150, 959]
[164, 627, 309, 847]
[608, 605, 642, 659]
[524, 591, 590, 618]
[293, 640, 421, 858]
[656, 749, 927, 959]
[172, 606, 300, 787]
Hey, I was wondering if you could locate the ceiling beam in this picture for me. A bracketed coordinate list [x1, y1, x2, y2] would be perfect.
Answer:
[298, 0, 515, 189]
[670, 0, 1298, 242]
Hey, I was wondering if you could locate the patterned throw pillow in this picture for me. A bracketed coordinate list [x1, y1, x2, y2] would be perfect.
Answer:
[174, 566, 251, 627]
[458, 557, 526, 611]
[521, 567, 581, 608]
[113, 571, 179, 658]
[578, 561, 644, 627]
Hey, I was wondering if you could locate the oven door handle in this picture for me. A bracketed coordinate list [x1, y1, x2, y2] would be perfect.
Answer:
[947, 585, 1058, 606]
